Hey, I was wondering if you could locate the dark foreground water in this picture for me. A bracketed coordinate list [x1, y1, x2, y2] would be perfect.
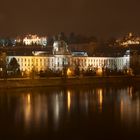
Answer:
[0, 85, 140, 140]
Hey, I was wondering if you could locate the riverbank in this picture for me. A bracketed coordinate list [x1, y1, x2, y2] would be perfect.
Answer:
[0, 76, 140, 89]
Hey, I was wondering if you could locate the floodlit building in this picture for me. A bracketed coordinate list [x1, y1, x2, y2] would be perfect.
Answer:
[116, 33, 140, 47]
[6, 40, 131, 75]
[15, 34, 47, 46]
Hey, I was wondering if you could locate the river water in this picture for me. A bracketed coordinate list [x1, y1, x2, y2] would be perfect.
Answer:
[0, 85, 140, 140]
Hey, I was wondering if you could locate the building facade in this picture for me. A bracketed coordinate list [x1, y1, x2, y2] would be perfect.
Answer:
[6, 40, 131, 75]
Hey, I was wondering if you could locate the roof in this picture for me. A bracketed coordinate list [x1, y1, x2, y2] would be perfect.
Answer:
[72, 51, 88, 56]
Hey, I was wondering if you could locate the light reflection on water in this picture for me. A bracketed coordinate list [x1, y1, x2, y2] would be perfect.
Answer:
[0, 86, 140, 138]
[120, 87, 140, 126]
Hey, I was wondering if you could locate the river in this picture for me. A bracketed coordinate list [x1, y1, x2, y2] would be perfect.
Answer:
[0, 85, 140, 140]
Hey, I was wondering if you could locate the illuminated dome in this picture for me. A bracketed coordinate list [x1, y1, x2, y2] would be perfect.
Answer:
[53, 40, 70, 54]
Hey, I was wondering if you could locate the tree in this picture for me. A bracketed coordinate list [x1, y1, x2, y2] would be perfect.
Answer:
[68, 32, 76, 44]
[8, 57, 20, 75]
[59, 32, 67, 42]
[74, 60, 80, 76]
[0, 52, 7, 78]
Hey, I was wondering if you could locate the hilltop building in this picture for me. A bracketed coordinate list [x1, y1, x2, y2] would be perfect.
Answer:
[116, 33, 140, 47]
[16, 34, 47, 46]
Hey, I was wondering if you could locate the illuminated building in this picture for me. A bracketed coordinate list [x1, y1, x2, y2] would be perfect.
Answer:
[116, 32, 140, 47]
[6, 40, 131, 75]
[15, 34, 47, 46]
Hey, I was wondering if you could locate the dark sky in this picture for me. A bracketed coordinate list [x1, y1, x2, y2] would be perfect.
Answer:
[0, 0, 140, 38]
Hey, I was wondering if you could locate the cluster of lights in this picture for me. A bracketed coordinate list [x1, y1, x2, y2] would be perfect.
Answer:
[116, 32, 140, 47]
[120, 40, 140, 46]
[16, 34, 47, 46]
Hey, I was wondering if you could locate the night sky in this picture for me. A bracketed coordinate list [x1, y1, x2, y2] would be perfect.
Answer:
[0, 0, 140, 38]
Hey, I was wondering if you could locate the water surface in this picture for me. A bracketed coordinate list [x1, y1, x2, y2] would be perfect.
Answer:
[0, 85, 140, 140]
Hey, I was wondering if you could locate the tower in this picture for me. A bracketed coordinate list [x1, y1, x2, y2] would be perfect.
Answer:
[52, 39, 72, 71]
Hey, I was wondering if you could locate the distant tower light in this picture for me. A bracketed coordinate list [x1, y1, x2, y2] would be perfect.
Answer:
[128, 32, 133, 38]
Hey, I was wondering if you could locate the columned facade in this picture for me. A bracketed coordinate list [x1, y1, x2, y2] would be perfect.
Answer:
[6, 41, 131, 74]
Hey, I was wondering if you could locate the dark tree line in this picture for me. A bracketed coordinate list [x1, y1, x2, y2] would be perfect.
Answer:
[0, 33, 98, 47]
[0, 57, 21, 78]
[47, 32, 98, 45]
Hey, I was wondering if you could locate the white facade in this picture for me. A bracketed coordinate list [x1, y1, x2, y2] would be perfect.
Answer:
[6, 54, 130, 73]
[6, 41, 131, 74]
[72, 56, 130, 71]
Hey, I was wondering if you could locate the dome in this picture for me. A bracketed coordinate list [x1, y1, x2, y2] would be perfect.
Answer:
[53, 40, 69, 54]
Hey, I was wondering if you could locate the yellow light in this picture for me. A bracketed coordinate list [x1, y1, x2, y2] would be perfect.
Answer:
[99, 89, 103, 105]
[67, 91, 71, 112]
[24, 93, 31, 128]
[27, 94, 31, 104]
[96, 68, 103, 76]
[67, 68, 72, 76]
[98, 89, 103, 112]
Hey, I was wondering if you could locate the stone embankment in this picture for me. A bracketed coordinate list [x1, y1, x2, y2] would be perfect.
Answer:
[0, 76, 139, 89]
